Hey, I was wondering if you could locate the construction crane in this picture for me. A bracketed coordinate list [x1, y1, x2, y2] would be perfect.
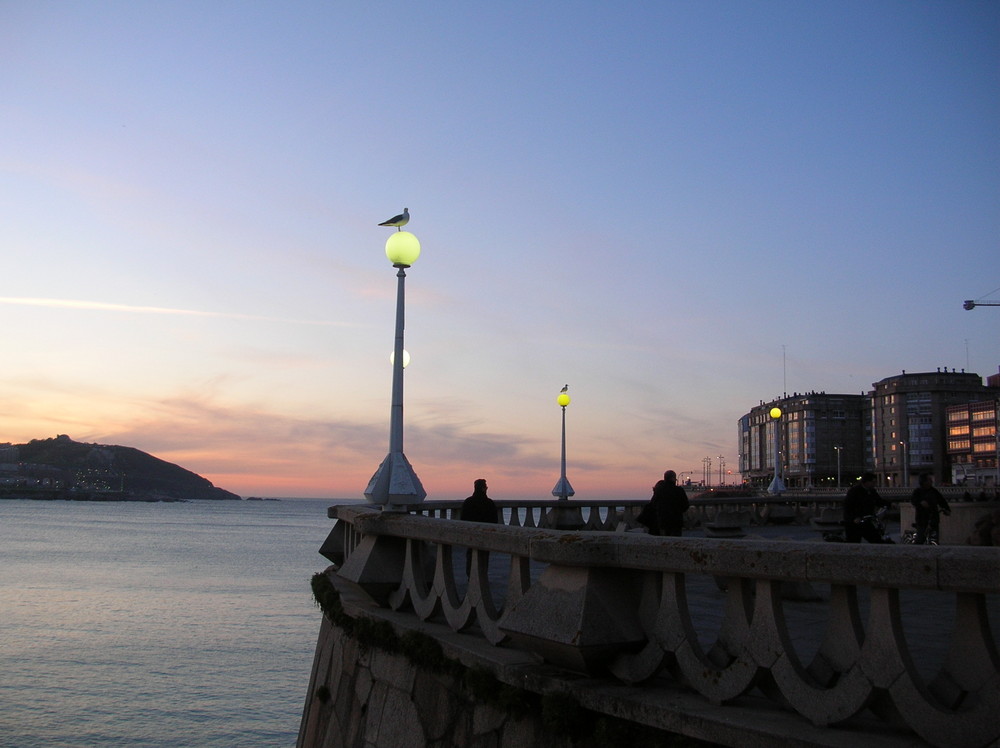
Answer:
[964, 299, 1000, 310]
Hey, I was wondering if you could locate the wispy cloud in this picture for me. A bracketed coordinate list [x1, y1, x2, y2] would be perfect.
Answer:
[0, 297, 353, 327]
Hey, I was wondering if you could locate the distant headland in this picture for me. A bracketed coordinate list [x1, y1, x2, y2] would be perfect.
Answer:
[0, 435, 241, 502]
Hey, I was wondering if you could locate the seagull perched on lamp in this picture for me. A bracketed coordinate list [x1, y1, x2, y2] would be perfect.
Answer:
[561, 384, 568, 392]
[378, 208, 409, 230]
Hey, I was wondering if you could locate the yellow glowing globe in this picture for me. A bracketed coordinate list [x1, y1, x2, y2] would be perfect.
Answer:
[770, 407, 782, 419]
[385, 231, 421, 267]
[557, 392, 571, 407]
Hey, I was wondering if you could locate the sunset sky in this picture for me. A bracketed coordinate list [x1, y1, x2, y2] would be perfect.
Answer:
[1, 2, 997, 499]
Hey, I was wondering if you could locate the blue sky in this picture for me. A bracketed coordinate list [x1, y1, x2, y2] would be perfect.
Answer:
[1, 1, 997, 498]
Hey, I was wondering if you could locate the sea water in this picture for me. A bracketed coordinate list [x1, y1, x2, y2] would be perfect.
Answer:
[0, 498, 349, 748]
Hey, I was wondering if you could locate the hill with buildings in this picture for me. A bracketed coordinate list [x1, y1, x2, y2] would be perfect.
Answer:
[0, 435, 241, 501]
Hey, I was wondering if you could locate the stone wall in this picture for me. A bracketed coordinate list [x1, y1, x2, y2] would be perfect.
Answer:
[298, 617, 552, 748]
[307, 503, 1000, 748]
[296, 573, 699, 748]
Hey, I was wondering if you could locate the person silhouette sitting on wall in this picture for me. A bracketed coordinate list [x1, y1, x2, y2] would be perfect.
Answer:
[459, 479, 498, 576]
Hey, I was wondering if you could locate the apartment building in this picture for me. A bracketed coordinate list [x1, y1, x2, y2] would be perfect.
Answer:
[739, 367, 998, 489]
[946, 399, 999, 488]
[871, 369, 990, 487]
[738, 392, 869, 490]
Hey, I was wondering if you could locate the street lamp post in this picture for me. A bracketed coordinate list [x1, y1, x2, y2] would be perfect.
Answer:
[899, 440, 908, 488]
[834, 445, 843, 489]
[767, 406, 786, 494]
[551, 387, 575, 500]
[364, 230, 426, 509]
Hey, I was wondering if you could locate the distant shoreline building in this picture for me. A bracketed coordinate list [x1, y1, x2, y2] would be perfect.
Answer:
[739, 367, 999, 489]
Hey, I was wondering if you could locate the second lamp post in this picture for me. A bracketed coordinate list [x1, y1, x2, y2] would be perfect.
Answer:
[552, 387, 575, 500]
[767, 406, 786, 494]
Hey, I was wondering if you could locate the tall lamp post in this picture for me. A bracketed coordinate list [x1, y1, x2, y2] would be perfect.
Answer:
[767, 406, 786, 494]
[899, 440, 908, 488]
[364, 230, 426, 509]
[834, 445, 843, 488]
[551, 386, 575, 500]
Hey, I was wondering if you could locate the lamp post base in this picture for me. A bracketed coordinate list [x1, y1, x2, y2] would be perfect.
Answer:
[767, 476, 786, 495]
[365, 452, 427, 509]
[551, 476, 575, 500]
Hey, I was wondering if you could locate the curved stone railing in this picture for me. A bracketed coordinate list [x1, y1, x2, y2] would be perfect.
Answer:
[323, 503, 999, 748]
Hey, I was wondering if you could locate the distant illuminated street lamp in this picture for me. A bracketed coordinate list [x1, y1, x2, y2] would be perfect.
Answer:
[551, 386, 575, 500]
[834, 445, 843, 488]
[767, 406, 786, 494]
[364, 230, 426, 508]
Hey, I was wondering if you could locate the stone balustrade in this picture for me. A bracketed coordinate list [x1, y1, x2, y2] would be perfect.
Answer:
[322, 502, 999, 747]
[399, 495, 867, 531]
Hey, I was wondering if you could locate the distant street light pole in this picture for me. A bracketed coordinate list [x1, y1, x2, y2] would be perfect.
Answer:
[767, 406, 786, 494]
[718, 455, 725, 486]
[834, 445, 843, 489]
[364, 230, 426, 509]
[552, 386, 574, 500]
[899, 440, 908, 488]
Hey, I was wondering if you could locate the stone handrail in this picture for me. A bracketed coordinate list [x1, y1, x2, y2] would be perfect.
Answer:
[400, 496, 855, 530]
[324, 503, 999, 747]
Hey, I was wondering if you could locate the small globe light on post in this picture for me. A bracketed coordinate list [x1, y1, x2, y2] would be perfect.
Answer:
[552, 386, 575, 500]
[364, 230, 426, 509]
[767, 406, 786, 495]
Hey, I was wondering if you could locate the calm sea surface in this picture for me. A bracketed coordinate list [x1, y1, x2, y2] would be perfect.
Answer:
[0, 498, 350, 748]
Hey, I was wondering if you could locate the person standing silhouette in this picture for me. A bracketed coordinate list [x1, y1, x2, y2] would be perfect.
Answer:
[650, 470, 689, 537]
[459, 479, 498, 575]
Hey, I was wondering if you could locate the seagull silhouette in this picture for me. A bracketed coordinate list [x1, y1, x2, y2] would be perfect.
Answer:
[560, 384, 568, 392]
[378, 208, 409, 230]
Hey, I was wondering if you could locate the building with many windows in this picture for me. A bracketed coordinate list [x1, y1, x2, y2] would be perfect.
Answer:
[739, 368, 999, 489]
[738, 392, 869, 490]
[946, 399, 999, 489]
[871, 369, 991, 488]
